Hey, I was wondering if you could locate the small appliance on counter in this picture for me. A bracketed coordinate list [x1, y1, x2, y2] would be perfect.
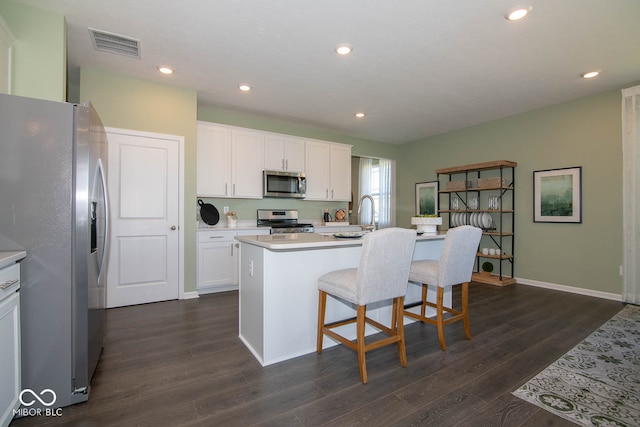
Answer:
[257, 209, 315, 233]
[323, 208, 349, 226]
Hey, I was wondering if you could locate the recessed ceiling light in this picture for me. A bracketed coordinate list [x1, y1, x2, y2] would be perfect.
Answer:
[157, 66, 174, 75]
[355, 112, 365, 118]
[581, 70, 600, 79]
[505, 6, 532, 21]
[335, 44, 353, 56]
[238, 84, 252, 92]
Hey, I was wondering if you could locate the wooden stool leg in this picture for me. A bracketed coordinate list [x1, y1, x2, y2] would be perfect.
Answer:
[391, 297, 398, 334]
[396, 296, 407, 367]
[436, 286, 446, 351]
[356, 305, 368, 384]
[420, 283, 428, 319]
[317, 290, 327, 353]
[462, 282, 471, 340]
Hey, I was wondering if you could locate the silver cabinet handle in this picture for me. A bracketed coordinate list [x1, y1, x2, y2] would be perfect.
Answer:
[285, 159, 288, 170]
[209, 236, 224, 239]
[0, 279, 19, 289]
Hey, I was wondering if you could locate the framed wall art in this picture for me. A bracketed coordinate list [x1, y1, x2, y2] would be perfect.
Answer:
[533, 166, 582, 223]
[415, 181, 438, 216]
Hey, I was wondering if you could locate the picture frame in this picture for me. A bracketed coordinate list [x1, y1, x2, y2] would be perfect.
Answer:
[533, 166, 582, 223]
[415, 181, 439, 216]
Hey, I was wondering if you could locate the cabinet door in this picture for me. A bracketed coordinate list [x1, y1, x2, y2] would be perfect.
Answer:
[231, 129, 264, 198]
[198, 242, 236, 289]
[264, 135, 305, 172]
[0, 16, 14, 95]
[304, 140, 331, 200]
[0, 291, 20, 427]
[264, 134, 285, 171]
[197, 123, 231, 196]
[330, 144, 352, 201]
[284, 137, 306, 172]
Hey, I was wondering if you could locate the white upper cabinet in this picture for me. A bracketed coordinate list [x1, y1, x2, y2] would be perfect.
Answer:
[304, 140, 331, 200]
[197, 122, 231, 197]
[0, 15, 15, 94]
[231, 128, 264, 198]
[329, 143, 352, 201]
[197, 121, 350, 200]
[264, 135, 306, 172]
[305, 140, 352, 201]
[196, 122, 264, 198]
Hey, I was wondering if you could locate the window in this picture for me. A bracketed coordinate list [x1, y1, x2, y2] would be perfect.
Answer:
[358, 157, 394, 228]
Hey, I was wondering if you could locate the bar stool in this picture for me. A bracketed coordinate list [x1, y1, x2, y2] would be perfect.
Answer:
[405, 225, 482, 350]
[316, 228, 417, 384]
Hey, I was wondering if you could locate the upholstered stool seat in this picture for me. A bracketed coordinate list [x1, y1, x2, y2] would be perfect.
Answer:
[405, 225, 482, 351]
[317, 227, 417, 384]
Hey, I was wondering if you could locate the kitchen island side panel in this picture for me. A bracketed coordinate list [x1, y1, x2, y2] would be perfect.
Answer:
[238, 242, 265, 364]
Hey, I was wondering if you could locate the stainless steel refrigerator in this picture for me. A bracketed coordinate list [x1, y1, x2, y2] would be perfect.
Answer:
[0, 93, 108, 410]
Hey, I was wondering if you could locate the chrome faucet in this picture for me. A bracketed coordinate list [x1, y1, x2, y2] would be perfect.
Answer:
[358, 194, 376, 232]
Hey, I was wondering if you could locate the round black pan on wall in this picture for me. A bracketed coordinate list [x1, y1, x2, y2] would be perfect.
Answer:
[198, 199, 220, 225]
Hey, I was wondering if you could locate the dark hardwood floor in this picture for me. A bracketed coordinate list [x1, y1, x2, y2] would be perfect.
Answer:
[11, 282, 624, 427]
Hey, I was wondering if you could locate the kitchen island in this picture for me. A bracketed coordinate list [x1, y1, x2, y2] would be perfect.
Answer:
[236, 231, 446, 366]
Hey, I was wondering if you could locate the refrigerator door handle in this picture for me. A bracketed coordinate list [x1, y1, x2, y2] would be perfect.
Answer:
[97, 158, 109, 286]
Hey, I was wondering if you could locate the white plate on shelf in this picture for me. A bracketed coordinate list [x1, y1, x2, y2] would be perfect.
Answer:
[482, 212, 492, 229]
[452, 212, 459, 227]
[470, 212, 478, 227]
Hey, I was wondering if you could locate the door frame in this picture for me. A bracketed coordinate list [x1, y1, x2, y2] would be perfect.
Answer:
[105, 127, 185, 300]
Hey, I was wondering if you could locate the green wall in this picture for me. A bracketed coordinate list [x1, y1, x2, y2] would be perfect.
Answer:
[0, 0, 65, 100]
[399, 89, 624, 294]
[79, 68, 198, 293]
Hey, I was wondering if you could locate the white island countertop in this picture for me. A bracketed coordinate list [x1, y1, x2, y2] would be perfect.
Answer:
[236, 231, 446, 251]
[0, 251, 26, 270]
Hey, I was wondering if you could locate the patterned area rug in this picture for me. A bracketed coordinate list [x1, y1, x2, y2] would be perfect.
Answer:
[513, 304, 640, 427]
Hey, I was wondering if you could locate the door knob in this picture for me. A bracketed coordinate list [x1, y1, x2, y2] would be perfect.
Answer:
[170, 225, 177, 230]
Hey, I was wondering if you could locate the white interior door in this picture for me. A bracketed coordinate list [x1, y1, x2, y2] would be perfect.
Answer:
[106, 129, 181, 308]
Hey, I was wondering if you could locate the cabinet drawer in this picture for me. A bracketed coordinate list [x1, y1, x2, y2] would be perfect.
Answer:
[197, 230, 237, 242]
[0, 263, 20, 299]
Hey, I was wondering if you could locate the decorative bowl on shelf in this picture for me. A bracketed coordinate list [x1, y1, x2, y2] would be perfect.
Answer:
[411, 216, 442, 233]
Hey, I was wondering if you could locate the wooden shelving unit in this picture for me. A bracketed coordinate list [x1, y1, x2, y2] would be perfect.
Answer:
[436, 160, 517, 286]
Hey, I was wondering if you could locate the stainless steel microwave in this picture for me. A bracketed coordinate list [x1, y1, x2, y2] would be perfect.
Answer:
[263, 170, 306, 198]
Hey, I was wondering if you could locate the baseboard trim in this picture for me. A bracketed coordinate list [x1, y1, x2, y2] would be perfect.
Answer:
[182, 291, 200, 300]
[515, 277, 621, 302]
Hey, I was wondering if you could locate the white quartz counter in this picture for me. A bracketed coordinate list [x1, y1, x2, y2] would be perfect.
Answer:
[236, 231, 445, 251]
[0, 251, 26, 270]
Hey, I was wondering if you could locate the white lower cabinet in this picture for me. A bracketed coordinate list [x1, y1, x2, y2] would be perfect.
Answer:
[197, 229, 270, 294]
[0, 263, 20, 427]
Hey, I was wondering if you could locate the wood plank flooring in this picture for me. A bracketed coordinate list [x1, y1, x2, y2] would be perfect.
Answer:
[10, 282, 624, 427]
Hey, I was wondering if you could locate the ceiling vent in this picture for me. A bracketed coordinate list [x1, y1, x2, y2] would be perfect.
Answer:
[89, 28, 140, 59]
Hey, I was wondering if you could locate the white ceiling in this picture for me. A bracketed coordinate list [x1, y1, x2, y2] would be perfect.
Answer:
[19, 0, 640, 144]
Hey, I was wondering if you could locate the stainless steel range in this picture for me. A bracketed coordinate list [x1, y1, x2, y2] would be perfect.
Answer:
[257, 209, 315, 234]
